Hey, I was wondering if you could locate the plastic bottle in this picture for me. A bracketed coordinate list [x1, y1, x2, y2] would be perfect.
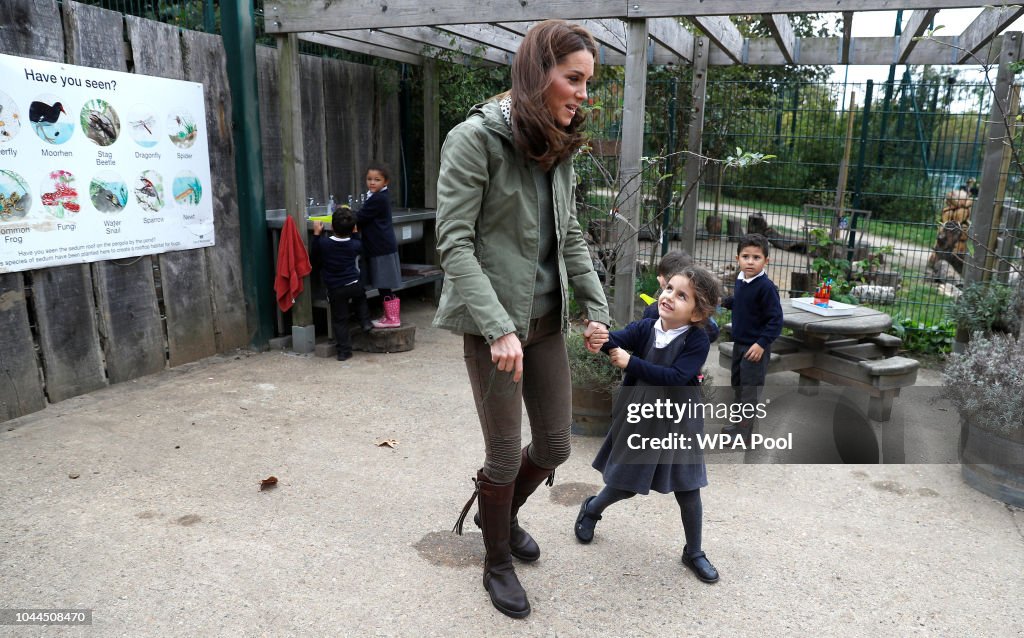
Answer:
[328, 194, 336, 213]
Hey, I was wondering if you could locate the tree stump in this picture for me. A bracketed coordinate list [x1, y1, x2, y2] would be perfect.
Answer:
[353, 323, 416, 353]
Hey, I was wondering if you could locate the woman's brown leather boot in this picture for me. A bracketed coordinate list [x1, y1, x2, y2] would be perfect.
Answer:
[457, 471, 530, 618]
[473, 446, 553, 562]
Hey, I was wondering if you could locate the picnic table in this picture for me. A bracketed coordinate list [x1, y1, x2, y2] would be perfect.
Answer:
[719, 299, 919, 423]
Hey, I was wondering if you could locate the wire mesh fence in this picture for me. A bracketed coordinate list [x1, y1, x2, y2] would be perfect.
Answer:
[577, 69, 1024, 343]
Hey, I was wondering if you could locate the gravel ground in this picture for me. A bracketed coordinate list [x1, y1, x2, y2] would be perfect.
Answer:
[1, 298, 1021, 637]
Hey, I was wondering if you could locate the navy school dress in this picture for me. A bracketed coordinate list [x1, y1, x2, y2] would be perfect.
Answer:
[592, 320, 709, 495]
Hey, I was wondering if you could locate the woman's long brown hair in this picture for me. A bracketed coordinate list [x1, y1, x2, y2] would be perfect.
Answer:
[510, 20, 597, 171]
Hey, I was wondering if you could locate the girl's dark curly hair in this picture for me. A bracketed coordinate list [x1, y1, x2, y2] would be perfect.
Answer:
[664, 265, 721, 327]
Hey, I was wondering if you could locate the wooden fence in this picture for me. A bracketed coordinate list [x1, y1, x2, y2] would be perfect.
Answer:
[0, 0, 400, 422]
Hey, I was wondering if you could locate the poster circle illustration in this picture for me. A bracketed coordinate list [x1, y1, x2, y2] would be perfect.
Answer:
[39, 170, 81, 219]
[0, 90, 20, 143]
[126, 105, 159, 148]
[172, 171, 202, 207]
[167, 110, 199, 148]
[0, 170, 32, 221]
[29, 93, 73, 145]
[80, 98, 121, 146]
[134, 170, 164, 213]
[90, 171, 128, 213]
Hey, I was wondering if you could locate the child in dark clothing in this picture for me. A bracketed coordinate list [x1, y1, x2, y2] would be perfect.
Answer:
[642, 250, 720, 343]
[312, 208, 372, 361]
[575, 265, 722, 584]
[356, 162, 403, 328]
[720, 234, 783, 441]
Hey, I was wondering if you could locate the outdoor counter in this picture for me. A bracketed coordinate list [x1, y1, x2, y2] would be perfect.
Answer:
[266, 207, 443, 335]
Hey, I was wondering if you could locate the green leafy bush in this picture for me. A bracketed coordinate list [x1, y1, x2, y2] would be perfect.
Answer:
[889, 315, 955, 355]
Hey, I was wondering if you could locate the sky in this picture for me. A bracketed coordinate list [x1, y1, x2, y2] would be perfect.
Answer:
[834, 7, 1024, 85]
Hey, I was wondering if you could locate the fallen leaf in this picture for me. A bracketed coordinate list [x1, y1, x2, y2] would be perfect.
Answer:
[376, 439, 399, 449]
[259, 476, 278, 491]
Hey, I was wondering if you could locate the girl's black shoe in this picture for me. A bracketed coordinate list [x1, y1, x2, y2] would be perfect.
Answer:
[574, 496, 601, 543]
[681, 546, 720, 583]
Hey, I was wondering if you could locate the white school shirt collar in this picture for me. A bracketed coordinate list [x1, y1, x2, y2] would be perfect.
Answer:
[365, 185, 388, 199]
[654, 319, 690, 349]
[736, 269, 767, 284]
[329, 236, 351, 242]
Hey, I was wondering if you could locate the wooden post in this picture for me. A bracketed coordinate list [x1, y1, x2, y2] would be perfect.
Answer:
[423, 57, 440, 209]
[682, 36, 708, 256]
[277, 33, 314, 349]
[984, 84, 1021, 277]
[613, 18, 649, 328]
[833, 91, 857, 239]
[958, 32, 1020, 353]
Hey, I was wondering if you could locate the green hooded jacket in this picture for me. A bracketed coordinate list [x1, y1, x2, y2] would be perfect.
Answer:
[432, 99, 610, 343]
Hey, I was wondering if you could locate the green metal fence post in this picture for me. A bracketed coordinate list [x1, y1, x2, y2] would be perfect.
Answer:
[203, 0, 216, 33]
[222, 0, 274, 348]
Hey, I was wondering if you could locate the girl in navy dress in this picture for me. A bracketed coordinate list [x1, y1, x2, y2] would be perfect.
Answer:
[356, 162, 404, 327]
[575, 265, 722, 584]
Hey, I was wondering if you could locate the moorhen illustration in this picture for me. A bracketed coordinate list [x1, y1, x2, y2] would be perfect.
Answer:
[29, 100, 67, 142]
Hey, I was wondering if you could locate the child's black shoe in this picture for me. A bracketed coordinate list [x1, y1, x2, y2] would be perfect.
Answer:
[681, 546, 719, 583]
[574, 496, 601, 544]
[337, 351, 353, 362]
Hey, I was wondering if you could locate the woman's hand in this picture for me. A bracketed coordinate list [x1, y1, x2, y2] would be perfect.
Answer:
[583, 321, 608, 353]
[609, 347, 630, 369]
[491, 333, 524, 382]
[312, 220, 324, 236]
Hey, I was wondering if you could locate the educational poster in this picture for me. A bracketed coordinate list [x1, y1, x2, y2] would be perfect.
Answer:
[0, 52, 215, 274]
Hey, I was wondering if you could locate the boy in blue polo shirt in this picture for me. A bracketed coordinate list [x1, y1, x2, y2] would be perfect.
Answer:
[721, 234, 782, 442]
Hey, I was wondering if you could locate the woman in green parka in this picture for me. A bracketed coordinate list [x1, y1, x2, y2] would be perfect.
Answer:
[435, 20, 611, 619]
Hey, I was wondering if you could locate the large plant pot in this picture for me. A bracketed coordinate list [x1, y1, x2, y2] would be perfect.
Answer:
[570, 385, 615, 437]
[959, 417, 1024, 507]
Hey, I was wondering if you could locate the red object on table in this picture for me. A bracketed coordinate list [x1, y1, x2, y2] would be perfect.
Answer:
[274, 216, 312, 312]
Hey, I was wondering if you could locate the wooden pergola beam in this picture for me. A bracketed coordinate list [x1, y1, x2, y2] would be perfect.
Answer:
[266, 1, 1000, 33]
[301, 32, 423, 65]
[710, 35, 999, 66]
[381, 26, 512, 65]
[957, 5, 1024, 64]
[764, 14, 796, 64]
[841, 11, 853, 64]
[494, 20, 682, 67]
[689, 15, 743, 63]
[438, 24, 523, 55]
[898, 9, 938, 63]
[648, 18, 694, 63]
[580, 19, 628, 54]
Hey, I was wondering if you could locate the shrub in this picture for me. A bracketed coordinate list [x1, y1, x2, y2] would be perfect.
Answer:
[943, 332, 1024, 440]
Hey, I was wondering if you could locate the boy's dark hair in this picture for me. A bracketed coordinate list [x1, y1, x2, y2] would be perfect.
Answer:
[664, 265, 720, 327]
[332, 208, 356, 237]
[656, 249, 694, 278]
[737, 233, 770, 257]
[366, 162, 391, 183]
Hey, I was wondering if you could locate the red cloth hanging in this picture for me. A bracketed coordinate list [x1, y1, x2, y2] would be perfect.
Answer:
[274, 216, 312, 312]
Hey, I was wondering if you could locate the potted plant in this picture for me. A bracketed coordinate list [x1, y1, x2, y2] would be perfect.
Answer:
[567, 327, 621, 437]
[942, 330, 1024, 507]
